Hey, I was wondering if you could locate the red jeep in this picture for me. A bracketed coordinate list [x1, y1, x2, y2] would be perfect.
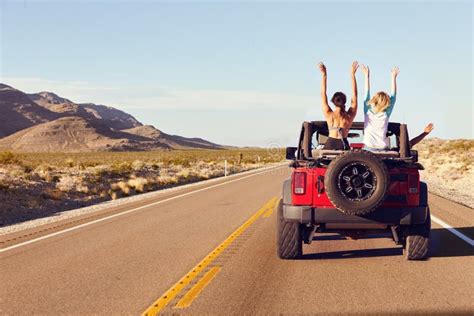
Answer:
[278, 121, 430, 260]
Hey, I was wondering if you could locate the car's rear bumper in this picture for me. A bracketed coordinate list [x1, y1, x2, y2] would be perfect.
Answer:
[282, 204, 428, 225]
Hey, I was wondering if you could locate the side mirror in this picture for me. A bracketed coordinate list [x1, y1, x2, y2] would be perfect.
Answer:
[286, 147, 297, 160]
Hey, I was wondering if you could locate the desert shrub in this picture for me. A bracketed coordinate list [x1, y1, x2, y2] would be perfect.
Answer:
[109, 190, 119, 200]
[99, 190, 109, 198]
[77, 183, 89, 194]
[0, 151, 20, 165]
[442, 140, 473, 153]
[157, 175, 178, 186]
[35, 164, 53, 173]
[91, 165, 110, 178]
[38, 171, 60, 183]
[22, 164, 33, 173]
[127, 177, 148, 193]
[0, 180, 9, 192]
[458, 162, 470, 172]
[9, 169, 28, 179]
[41, 188, 64, 200]
[150, 161, 161, 170]
[176, 169, 190, 180]
[81, 160, 101, 168]
[132, 160, 145, 171]
[34, 164, 59, 182]
[111, 181, 130, 195]
[111, 162, 133, 175]
[65, 158, 75, 168]
[171, 158, 191, 168]
[56, 175, 88, 193]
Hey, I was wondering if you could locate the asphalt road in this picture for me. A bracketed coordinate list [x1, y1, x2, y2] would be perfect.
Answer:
[1, 165, 473, 315]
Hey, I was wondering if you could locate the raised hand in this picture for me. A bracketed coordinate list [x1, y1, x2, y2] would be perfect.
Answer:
[424, 123, 434, 134]
[318, 62, 327, 75]
[351, 61, 359, 75]
[391, 66, 400, 78]
[360, 64, 370, 76]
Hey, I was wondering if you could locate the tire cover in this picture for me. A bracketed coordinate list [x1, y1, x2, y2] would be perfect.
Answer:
[325, 150, 389, 216]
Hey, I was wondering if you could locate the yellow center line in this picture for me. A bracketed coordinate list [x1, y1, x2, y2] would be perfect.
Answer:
[262, 197, 280, 218]
[141, 196, 277, 316]
[174, 266, 221, 309]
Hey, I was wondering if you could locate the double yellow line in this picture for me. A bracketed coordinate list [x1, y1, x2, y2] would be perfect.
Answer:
[142, 196, 279, 315]
[263, 197, 279, 218]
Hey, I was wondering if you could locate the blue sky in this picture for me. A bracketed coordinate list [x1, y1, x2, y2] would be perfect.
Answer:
[1, 1, 472, 146]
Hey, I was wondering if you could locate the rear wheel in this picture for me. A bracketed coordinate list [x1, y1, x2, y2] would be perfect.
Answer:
[403, 210, 431, 260]
[276, 199, 302, 259]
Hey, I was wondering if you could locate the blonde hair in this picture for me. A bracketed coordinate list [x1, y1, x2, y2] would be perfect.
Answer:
[368, 91, 391, 113]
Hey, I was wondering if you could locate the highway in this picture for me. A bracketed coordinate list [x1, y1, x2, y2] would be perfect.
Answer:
[1, 165, 473, 315]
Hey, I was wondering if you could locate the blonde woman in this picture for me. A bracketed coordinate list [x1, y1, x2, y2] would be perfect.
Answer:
[318, 61, 359, 150]
[360, 64, 399, 151]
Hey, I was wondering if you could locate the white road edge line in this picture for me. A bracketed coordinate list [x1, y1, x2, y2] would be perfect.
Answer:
[0, 164, 287, 253]
[431, 215, 474, 247]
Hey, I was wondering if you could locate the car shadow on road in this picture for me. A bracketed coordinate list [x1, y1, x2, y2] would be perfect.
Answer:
[302, 227, 474, 260]
[304, 232, 400, 259]
[429, 227, 474, 258]
[301, 247, 402, 260]
[313, 233, 389, 241]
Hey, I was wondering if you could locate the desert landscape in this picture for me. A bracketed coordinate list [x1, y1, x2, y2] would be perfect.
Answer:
[0, 83, 284, 226]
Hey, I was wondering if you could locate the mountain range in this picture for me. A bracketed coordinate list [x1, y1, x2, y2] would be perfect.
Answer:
[0, 83, 223, 152]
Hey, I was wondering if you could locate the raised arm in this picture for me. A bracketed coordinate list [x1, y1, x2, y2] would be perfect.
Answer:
[318, 62, 331, 118]
[386, 66, 400, 117]
[360, 64, 370, 113]
[410, 123, 434, 147]
[391, 66, 399, 96]
[348, 61, 359, 118]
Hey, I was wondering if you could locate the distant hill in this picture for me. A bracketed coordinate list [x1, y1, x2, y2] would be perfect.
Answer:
[0, 116, 160, 152]
[28, 91, 142, 130]
[0, 84, 59, 138]
[123, 125, 223, 150]
[0, 83, 224, 152]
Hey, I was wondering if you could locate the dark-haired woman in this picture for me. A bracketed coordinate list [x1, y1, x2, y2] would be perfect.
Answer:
[318, 61, 359, 150]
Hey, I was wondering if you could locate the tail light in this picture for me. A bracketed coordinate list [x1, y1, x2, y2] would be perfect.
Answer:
[408, 174, 419, 194]
[293, 172, 306, 195]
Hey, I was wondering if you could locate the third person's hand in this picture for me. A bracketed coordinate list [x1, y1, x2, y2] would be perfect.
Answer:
[424, 123, 434, 134]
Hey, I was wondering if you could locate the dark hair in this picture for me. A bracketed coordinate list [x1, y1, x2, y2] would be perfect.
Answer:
[331, 92, 346, 107]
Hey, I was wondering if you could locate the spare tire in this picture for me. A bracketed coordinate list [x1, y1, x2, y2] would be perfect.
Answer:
[325, 150, 389, 216]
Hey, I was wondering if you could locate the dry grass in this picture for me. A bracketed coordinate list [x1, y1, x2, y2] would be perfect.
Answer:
[0, 151, 20, 164]
[13, 149, 282, 169]
[0, 148, 284, 226]
[413, 138, 473, 207]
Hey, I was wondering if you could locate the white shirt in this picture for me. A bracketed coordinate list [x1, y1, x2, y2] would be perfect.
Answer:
[362, 89, 396, 149]
[364, 110, 390, 148]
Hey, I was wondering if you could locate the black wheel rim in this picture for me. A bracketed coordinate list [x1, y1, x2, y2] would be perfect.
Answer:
[337, 162, 377, 201]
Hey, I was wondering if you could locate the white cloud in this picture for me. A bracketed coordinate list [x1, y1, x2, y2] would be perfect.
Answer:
[1, 76, 315, 110]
